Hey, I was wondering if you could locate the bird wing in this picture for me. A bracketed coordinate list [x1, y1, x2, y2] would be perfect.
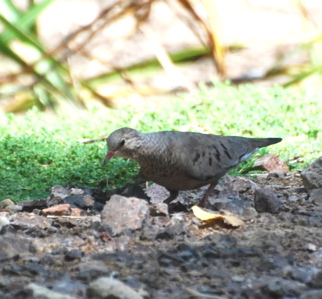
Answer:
[178, 134, 256, 182]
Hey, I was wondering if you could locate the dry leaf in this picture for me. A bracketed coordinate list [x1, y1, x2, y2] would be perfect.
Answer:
[191, 205, 244, 227]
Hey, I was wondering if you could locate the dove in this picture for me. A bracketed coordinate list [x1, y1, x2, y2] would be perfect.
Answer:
[104, 128, 282, 207]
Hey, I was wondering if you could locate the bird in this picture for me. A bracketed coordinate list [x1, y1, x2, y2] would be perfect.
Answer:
[104, 128, 282, 207]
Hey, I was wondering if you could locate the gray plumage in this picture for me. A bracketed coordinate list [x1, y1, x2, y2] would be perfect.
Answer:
[105, 128, 282, 207]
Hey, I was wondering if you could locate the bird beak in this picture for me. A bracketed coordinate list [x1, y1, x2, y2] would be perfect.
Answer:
[103, 151, 115, 164]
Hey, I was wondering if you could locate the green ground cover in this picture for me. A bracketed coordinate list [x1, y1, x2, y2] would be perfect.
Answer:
[1, 82, 321, 201]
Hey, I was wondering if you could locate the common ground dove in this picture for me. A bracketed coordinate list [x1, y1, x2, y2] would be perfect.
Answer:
[104, 128, 282, 207]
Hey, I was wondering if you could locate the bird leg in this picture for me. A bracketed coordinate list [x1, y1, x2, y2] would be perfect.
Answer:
[198, 181, 217, 207]
[163, 190, 179, 204]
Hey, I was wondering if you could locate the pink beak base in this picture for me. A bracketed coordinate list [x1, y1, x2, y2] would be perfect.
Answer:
[104, 151, 115, 164]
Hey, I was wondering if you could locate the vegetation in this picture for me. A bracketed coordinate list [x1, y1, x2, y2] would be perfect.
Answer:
[0, 0, 223, 112]
[1, 0, 321, 112]
[0, 82, 321, 201]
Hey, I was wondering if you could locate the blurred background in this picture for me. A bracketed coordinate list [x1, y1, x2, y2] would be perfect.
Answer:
[1, 0, 322, 113]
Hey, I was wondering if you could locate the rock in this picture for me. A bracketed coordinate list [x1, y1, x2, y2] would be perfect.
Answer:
[155, 229, 174, 240]
[65, 194, 94, 209]
[146, 183, 181, 204]
[0, 216, 10, 232]
[101, 195, 149, 235]
[241, 207, 258, 220]
[42, 204, 72, 216]
[312, 269, 322, 288]
[253, 153, 289, 173]
[118, 183, 149, 200]
[300, 289, 322, 299]
[230, 176, 258, 192]
[149, 202, 169, 216]
[309, 188, 322, 206]
[19, 198, 48, 212]
[23, 263, 48, 276]
[65, 249, 83, 261]
[87, 277, 143, 299]
[70, 208, 83, 216]
[0, 199, 22, 214]
[52, 277, 86, 296]
[254, 188, 283, 214]
[176, 243, 199, 261]
[69, 188, 84, 195]
[305, 243, 317, 252]
[0, 236, 31, 261]
[301, 157, 322, 190]
[214, 199, 252, 216]
[76, 262, 110, 280]
[27, 283, 74, 299]
[0, 199, 15, 208]
[48, 185, 69, 206]
[10, 213, 52, 230]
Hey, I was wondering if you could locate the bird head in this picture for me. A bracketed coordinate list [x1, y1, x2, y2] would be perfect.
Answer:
[104, 127, 141, 163]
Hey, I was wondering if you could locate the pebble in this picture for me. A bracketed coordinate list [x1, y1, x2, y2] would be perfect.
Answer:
[0, 216, 10, 231]
[254, 188, 283, 214]
[65, 249, 83, 261]
[101, 195, 149, 236]
[27, 283, 74, 299]
[87, 277, 143, 299]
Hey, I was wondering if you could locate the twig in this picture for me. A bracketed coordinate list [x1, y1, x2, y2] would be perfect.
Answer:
[78, 137, 107, 144]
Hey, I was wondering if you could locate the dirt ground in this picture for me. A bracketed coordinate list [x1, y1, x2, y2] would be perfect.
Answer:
[1, 165, 322, 298]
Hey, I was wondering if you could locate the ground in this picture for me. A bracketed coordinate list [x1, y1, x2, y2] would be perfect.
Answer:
[1, 169, 322, 298]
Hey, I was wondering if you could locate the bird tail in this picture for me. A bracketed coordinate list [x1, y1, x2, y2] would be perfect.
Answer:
[252, 137, 282, 149]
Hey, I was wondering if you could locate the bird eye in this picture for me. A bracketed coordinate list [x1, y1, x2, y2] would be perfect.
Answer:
[120, 139, 125, 146]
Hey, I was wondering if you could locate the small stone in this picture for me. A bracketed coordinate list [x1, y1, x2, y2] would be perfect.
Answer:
[65, 249, 83, 261]
[301, 157, 322, 190]
[42, 204, 71, 216]
[231, 177, 257, 192]
[146, 183, 175, 204]
[215, 199, 251, 216]
[0, 236, 31, 262]
[149, 202, 169, 216]
[288, 195, 299, 202]
[241, 207, 258, 220]
[0, 216, 9, 231]
[309, 188, 322, 206]
[52, 278, 85, 296]
[101, 195, 149, 235]
[11, 213, 52, 230]
[312, 270, 322, 288]
[305, 243, 317, 252]
[231, 275, 245, 282]
[300, 290, 322, 299]
[87, 277, 143, 299]
[27, 283, 74, 299]
[118, 183, 149, 200]
[65, 194, 95, 209]
[266, 172, 284, 179]
[70, 188, 84, 195]
[49, 185, 69, 206]
[19, 198, 48, 212]
[253, 154, 289, 173]
[254, 188, 283, 214]
[77, 263, 110, 280]
[155, 229, 174, 240]
[0, 199, 15, 208]
[70, 208, 83, 216]
[24, 263, 47, 276]
[176, 243, 199, 261]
